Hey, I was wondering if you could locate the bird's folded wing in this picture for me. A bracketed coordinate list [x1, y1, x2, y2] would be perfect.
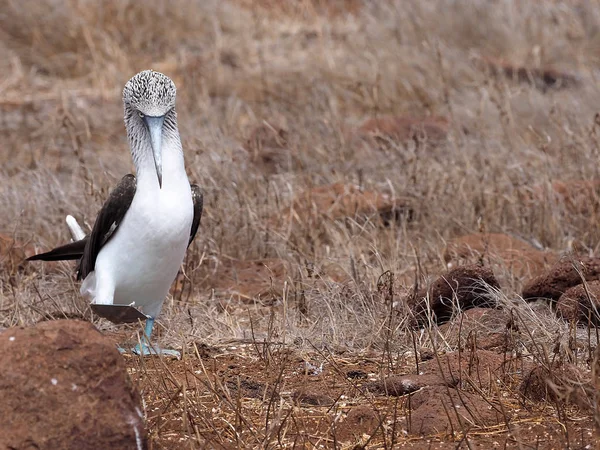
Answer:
[78, 174, 137, 280]
[188, 184, 204, 247]
[27, 175, 137, 281]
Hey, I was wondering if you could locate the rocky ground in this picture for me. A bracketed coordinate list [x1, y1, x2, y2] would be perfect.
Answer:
[3, 0, 600, 448]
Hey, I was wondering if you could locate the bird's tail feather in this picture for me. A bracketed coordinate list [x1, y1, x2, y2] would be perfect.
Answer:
[27, 238, 88, 262]
[66, 215, 87, 241]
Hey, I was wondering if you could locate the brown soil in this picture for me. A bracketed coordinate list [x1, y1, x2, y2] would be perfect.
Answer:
[118, 341, 594, 448]
[522, 256, 600, 302]
[0, 320, 145, 450]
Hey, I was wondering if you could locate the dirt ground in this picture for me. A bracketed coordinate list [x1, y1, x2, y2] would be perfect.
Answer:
[3, 0, 600, 448]
[116, 328, 598, 449]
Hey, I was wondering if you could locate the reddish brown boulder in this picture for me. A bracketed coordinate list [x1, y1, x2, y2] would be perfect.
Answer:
[407, 385, 508, 436]
[419, 350, 514, 389]
[366, 374, 453, 396]
[522, 257, 600, 302]
[270, 183, 413, 229]
[0, 320, 146, 450]
[444, 233, 556, 279]
[520, 363, 592, 410]
[437, 308, 514, 351]
[335, 405, 380, 443]
[406, 265, 500, 325]
[556, 281, 600, 325]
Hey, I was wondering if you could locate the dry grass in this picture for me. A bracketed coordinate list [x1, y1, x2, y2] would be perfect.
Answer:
[3, 0, 600, 447]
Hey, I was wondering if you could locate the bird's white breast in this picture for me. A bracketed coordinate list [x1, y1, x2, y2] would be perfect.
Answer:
[87, 181, 193, 318]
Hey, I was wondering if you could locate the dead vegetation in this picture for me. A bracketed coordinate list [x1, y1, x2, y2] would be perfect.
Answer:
[3, 0, 600, 447]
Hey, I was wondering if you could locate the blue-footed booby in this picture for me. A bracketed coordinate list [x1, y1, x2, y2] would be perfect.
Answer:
[28, 70, 203, 357]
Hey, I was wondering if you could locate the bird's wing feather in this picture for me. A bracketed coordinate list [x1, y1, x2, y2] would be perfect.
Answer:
[78, 174, 137, 280]
[188, 184, 203, 247]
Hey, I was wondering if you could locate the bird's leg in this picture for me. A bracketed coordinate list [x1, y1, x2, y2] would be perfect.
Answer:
[130, 317, 181, 358]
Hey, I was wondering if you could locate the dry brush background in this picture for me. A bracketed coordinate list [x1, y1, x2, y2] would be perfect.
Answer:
[3, 0, 600, 448]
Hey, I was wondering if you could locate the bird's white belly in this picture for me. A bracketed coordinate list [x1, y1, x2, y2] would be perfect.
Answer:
[84, 187, 193, 318]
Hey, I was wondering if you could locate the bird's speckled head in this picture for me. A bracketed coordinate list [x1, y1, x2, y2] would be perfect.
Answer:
[123, 70, 176, 117]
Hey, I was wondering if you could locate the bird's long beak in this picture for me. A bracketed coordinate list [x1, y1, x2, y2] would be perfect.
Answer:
[143, 115, 165, 189]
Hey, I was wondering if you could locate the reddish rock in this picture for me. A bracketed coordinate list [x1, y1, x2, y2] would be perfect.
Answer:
[437, 308, 514, 351]
[406, 265, 500, 325]
[0, 320, 146, 450]
[407, 385, 508, 436]
[522, 257, 600, 302]
[474, 333, 513, 351]
[357, 115, 449, 144]
[444, 233, 556, 279]
[520, 363, 592, 410]
[419, 349, 518, 389]
[556, 281, 600, 325]
[476, 56, 579, 90]
[438, 307, 508, 331]
[335, 405, 380, 443]
[366, 374, 453, 396]
[271, 183, 413, 229]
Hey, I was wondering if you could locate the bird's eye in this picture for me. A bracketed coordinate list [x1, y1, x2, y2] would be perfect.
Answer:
[138, 111, 145, 119]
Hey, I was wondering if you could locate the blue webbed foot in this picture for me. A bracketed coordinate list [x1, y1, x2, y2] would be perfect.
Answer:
[132, 343, 181, 358]
[117, 316, 180, 358]
[117, 343, 181, 358]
